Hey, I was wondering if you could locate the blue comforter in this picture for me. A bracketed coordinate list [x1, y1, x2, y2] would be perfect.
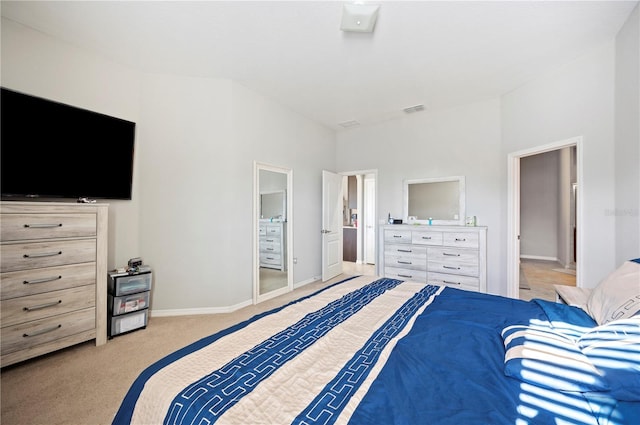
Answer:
[113, 276, 639, 425]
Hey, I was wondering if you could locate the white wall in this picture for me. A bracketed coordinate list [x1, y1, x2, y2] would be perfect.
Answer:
[231, 83, 336, 287]
[502, 42, 616, 289]
[614, 3, 640, 264]
[1, 18, 337, 313]
[336, 99, 505, 294]
[520, 150, 560, 260]
[1, 18, 142, 269]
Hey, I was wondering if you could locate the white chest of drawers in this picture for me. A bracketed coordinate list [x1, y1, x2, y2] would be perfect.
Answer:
[380, 225, 487, 292]
[0, 202, 108, 367]
[259, 221, 287, 271]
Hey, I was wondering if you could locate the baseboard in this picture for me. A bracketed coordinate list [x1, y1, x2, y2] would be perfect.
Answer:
[151, 299, 253, 317]
[520, 255, 558, 262]
[294, 276, 320, 289]
[152, 277, 322, 317]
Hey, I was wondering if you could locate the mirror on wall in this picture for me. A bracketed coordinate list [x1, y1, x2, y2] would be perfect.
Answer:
[403, 176, 465, 225]
[261, 190, 286, 220]
[254, 163, 293, 304]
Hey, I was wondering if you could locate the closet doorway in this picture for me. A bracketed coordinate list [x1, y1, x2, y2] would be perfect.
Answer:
[507, 137, 582, 300]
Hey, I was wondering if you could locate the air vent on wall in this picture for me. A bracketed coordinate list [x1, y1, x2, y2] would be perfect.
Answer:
[338, 120, 360, 128]
[403, 104, 425, 114]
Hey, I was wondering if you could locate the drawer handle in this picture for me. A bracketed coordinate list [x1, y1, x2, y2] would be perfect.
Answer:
[455, 238, 467, 242]
[266, 257, 275, 260]
[393, 235, 403, 238]
[24, 275, 62, 285]
[266, 239, 274, 242]
[23, 251, 62, 259]
[397, 261, 412, 265]
[267, 248, 274, 251]
[421, 236, 432, 240]
[443, 280, 461, 285]
[398, 274, 413, 278]
[443, 266, 461, 270]
[397, 249, 412, 253]
[23, 300, 62, 311]
[23, 223, 63, 228]
[23, 324, 62, 338]
[443, 253, 461, 257]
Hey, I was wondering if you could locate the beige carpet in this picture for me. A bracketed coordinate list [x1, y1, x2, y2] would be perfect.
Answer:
[0, 274, 353, 425]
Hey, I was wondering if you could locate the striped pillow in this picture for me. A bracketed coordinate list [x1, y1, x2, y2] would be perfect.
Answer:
[501, 325, 609, 392]
[577, 317, 640, 400]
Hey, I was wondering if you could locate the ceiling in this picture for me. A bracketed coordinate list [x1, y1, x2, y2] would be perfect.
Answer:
[2, 1, 637, 131]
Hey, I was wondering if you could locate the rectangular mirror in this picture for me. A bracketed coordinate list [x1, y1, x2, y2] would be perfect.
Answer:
[403, 176, 465, 225]
[260, 190, 286, 220]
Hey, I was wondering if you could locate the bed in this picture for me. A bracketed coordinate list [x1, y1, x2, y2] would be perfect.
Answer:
[113, 260, 640, 425]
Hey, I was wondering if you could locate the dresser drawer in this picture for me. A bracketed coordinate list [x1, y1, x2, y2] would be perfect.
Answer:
[384, 267, 427, 282]
[411, 231, 443, 246]
[0, 239, 96, 273]
[264, 225, 281, 236]
[428, 247, 479, 277]
[384, 243, 427, 256]
[1, 307, 95, 356]
[0, 285, 95, 328]
[260, 238, 281, 252]
[385, 253, 427, 271]
[384, 229, 412, 244]
[260, 252, 282, 266]
[427, 272, 480, 292]
[1, 213, 96, 242]
[1, 263, 96, 300]
[443, 232, 479, 248]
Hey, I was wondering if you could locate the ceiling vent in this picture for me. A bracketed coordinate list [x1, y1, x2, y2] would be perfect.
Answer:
[338, 120, 360, 128]
[403, 104, 425, 114]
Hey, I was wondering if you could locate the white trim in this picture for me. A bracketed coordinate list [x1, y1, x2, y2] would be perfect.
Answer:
[150, 299, 253, 317]
[507, 136, 583, 299]
[293, 276, 320, 289]
[253, 161, 294, 305]
[520, 255, 559, 262]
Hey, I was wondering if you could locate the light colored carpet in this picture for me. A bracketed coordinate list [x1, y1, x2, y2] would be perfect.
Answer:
[0, 273, 354, 425]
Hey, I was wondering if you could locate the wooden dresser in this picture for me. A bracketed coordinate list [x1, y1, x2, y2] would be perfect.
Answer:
[380, 224, 487, 293]
[1, 202, 108, 367]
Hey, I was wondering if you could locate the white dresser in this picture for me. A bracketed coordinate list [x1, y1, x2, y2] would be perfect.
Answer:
[380, 225, 487, 293]
[259, 220, 287, 271]
[0, 202, 108, 367]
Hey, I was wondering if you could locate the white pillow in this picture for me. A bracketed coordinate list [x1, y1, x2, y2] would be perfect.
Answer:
[587, 259, 640, 325]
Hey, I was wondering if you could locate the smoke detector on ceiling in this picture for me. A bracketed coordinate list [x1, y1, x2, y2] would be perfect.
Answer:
[340, 3, 380, 33]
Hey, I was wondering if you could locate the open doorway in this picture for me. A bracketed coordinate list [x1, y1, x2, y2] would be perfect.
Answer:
[341, 171, 377, 277]
[507, 137, 583, 301]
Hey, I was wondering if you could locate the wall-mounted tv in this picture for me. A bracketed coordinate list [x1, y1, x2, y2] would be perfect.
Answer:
[1, 87, 136, 200]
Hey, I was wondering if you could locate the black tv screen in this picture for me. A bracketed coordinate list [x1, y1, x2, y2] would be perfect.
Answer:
[1, 87, 135, 200]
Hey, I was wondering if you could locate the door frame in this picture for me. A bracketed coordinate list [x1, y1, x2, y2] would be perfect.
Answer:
[506, 136, 583, 299]
[253, 161, 293, 304]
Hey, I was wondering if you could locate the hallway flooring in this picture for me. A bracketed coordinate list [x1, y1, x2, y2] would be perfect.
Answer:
[519, 258, 576, 302]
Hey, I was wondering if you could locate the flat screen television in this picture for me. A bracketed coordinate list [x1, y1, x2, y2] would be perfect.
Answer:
[1, 87, 136, 200]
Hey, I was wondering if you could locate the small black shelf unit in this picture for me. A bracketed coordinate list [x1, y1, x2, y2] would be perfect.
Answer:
[107, 267, 152, 338]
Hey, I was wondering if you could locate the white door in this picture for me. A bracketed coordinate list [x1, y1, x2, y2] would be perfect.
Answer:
[364, 177, 376, 264]
[322, 170, 344, 281]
